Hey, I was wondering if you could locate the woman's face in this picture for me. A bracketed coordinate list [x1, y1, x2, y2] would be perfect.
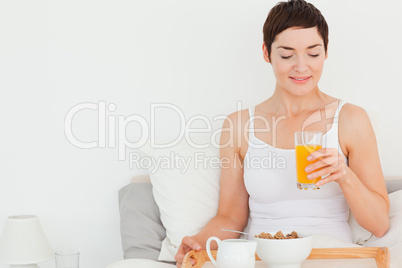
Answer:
[263, 27, 328, 96]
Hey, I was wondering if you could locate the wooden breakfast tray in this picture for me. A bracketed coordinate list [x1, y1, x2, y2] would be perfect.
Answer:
[182, 247, 390, 268]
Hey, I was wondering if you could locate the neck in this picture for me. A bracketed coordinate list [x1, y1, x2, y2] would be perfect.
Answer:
[269, 84, 327, 117]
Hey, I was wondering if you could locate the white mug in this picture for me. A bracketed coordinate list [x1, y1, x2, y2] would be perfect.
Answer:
[206, 237, 257, 268]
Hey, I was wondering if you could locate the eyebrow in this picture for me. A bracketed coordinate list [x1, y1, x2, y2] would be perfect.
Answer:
[277, 44, 322, 50]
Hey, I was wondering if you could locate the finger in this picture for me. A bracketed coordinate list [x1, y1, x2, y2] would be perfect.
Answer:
[315, 171, 344, 186]
[174, 243, 185, 263]
[318, 155, 345, 169]
[175, 252, 184, 263]
[306, 155, 339, 172]
[307, 148, 327, 160]
[182, 236, 202, 251]
[308, 148, 336, 161]
[307, 166, 335, 180]
[179, 250, 198, 266]
[176, 262, 181, 268]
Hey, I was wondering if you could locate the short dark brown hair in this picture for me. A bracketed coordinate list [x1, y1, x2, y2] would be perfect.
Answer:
[263, 0, 329, 61]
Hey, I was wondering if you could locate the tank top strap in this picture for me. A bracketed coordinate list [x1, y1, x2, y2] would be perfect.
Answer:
[331, 100, 347, 130]
[335, 100, 347, 119]
[324, 100, 348, 163]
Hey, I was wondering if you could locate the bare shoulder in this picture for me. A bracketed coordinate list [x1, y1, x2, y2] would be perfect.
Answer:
[225, 109, 250, 124]
[339, 103, 376, 155]
[339, 103, 373, 134]
[222, 109, 250, 148]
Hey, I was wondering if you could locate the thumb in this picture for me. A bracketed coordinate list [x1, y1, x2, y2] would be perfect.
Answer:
[182, 236, 202, 251]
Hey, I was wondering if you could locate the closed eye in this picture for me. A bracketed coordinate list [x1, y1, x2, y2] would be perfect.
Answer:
[281, 54, 319, 59]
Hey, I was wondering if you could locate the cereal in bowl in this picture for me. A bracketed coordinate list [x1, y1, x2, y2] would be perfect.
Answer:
[255, 231, 300, 239]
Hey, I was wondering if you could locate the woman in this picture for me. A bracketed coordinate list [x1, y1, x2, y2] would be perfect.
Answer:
[175, 0, 390, 266]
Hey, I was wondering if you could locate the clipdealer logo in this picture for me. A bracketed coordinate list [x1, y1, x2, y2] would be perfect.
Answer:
[63, 100, 338, 171]
[64, 101, 229, 161]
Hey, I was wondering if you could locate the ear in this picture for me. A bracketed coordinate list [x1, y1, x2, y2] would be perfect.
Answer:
[262, 43, 271, 63]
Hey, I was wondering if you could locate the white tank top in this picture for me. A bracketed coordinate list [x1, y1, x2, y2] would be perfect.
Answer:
[243, 100, 352, 242]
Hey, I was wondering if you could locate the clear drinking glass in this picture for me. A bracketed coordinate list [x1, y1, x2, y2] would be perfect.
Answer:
[295, 131, 323, 190]
[55, 251, 79, 268]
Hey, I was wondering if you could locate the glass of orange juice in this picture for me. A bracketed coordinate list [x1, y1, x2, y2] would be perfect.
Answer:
[295, 131, 323, 190]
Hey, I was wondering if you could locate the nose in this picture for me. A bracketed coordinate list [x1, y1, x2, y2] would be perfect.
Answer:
[294, 56, 308, 73]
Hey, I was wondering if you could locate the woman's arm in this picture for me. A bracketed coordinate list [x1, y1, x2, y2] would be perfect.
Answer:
[338, 104, 389, 237]
[175, 111, 250, 267]
[307, 104, 390, 237]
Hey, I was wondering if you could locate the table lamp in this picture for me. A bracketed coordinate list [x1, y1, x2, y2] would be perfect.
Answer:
[0, 215, 54, 268]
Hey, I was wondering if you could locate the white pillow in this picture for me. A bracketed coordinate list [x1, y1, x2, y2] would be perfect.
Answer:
[139, 135, 221, 262]
[348, 210, 373, 245]
[348, 179, 402, 246]
[363, 190, 402, 268]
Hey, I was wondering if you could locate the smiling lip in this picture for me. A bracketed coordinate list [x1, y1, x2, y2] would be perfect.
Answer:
[290, 76, 311, 84]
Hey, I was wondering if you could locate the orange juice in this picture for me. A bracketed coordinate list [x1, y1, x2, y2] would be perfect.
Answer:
[295, 144, 322, 188]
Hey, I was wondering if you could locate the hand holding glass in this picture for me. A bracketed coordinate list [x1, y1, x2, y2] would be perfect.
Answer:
[295, 131, 323, 190]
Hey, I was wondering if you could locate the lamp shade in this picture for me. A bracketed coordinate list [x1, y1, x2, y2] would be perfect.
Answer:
[0, 215, 54, 265]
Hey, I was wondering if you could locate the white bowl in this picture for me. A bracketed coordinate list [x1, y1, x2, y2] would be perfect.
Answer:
[254, 231, 313, 268]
